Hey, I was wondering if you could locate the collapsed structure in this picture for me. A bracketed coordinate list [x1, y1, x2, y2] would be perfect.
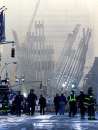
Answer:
[13, 21, 54, 96]
[11, 0, 91, 96]
[50, 25, 91, 95]
[13, 24, 91, 96]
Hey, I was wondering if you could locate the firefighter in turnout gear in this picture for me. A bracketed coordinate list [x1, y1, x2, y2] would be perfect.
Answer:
[77, 91, 86, 119]
[85, 87, 96, 120]
[68, 90, 77, 117]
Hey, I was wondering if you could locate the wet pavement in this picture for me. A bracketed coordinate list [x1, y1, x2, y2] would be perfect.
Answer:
[0, 113, 98, 130]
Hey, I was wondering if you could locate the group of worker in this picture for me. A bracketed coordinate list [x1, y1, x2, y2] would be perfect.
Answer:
[0, 87, 96, 120]
[54, 87, 96, 120]
[11, 89, 46, 116]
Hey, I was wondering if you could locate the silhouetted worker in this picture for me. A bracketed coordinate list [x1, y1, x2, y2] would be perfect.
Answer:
[14, 91, 23, 116]
[54, 94, 60, 115]
[85, 87, 96, 120]
[59, 93, 67, 115]
[77, 91, 86, 119]
[39, 95, 46, 115]
[68, 90, 77, 117]
[27, 89, 37, 115]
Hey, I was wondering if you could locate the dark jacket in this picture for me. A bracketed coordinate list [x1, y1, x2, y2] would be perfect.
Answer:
[27, 93, 37, 106]
[39, 97, 46, 107]
[14, 94, 23, 108]
[77, 93, 85, 108]
[84, 94, 96, 107]
[59, 95, 67, 105]
[54, 96, 60, 106]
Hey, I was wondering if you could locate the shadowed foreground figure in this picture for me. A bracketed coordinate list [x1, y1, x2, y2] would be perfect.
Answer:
[14, 91, 23, 116]
[59, 94, 67, 115]
[77, 91, 86, 119]
[27, 89, 37, 115]
[54, 94, 60, 115]
[85, 87, 96, 120]
[68, 90, 77, 117]
[39, 95, 46, 115]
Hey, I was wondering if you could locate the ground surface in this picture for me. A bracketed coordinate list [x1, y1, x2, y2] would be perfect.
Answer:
[0, 113, 98, 130]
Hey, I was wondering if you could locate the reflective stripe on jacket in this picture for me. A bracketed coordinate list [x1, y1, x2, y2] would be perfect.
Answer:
[84, 95, 95, 106]
[69, 95, 76, 102]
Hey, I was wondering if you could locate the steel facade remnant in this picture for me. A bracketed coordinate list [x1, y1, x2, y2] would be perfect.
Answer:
[53, 26, 91, 94]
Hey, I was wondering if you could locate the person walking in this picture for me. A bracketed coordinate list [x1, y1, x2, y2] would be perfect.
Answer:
[39, 95, 46, 115]
[54, 94, 60, 115]
[85, 87, 96, 120]
[77, 91, 86, 119]
[14, 91, 23, 116]
[59, 93, 67, 115]
[27, 89, 37, 115]
[68, 90, 77, 117]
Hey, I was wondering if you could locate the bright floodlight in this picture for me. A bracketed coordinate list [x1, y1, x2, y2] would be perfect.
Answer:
[64, 81, 67, 85]
[23, 92, 27, 98]
[72, 84, 75, 88]
[62, 83, 66, 88]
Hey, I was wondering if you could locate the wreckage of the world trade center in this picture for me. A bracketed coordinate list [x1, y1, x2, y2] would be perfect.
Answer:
[12, 22, 91, 97]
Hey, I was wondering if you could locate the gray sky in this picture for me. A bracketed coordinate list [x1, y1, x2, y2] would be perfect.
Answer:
[0, 0, 98, 57]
